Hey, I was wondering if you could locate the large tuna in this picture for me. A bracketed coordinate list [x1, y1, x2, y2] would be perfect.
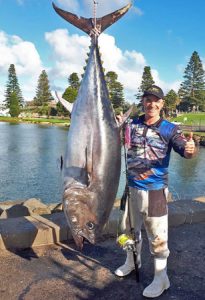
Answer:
[53, 2, 132, 249]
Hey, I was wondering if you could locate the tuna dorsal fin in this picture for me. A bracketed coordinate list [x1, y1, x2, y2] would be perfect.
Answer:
[55, 91, 73, 113]
[118, 104, 134, 128]
[52, 2, 132, 36]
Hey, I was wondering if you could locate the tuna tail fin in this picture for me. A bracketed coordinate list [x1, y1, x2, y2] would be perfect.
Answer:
[52, 2, 132, 36]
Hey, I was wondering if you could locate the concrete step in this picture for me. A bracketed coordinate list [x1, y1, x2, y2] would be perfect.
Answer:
[0, 200, 205, 250]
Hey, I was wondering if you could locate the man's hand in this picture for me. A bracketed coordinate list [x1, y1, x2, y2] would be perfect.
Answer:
[184, 132, 196, 158]
[116, 111, 123, 125]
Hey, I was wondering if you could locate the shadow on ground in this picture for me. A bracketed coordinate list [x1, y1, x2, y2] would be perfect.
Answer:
[0, 223, 204, 300]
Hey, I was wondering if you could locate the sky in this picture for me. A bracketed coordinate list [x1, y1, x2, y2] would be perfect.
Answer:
[0, 0, 205, 104]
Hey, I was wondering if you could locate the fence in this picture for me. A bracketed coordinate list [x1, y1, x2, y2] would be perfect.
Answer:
[180, 125, 205, 132]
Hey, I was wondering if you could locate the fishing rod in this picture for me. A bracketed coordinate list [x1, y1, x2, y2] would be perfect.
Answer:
[117, 122, 140, 282]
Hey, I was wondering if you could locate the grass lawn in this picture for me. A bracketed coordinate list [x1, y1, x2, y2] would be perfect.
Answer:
[0, 116, 70, 125]
[170, 112, 205, 126]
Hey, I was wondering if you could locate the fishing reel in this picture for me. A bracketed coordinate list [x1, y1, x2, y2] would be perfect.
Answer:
[117, 234, 136, 252]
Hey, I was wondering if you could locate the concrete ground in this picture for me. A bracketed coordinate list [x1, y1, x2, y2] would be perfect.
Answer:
[0, 222, 204, 300]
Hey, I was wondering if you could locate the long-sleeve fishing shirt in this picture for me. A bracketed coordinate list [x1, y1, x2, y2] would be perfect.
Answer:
[127, 115, 187, 190]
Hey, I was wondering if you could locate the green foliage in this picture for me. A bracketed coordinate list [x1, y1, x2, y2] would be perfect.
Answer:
[9, 91, 21, 117]
[105, 71, 125, 110]
[130, 103, 143, 117]
[33, 70, 53, 106]
[68, 72, 80, 89]
[4, 64, 24, 110]
[164, 89, 180, 115]
[62, 86, 78, 103]
[56, 102, 69, 117]
[179, 51, 205, 111]
[57, 72, 80, 117]
[136, 66, 155, 101]
[37, 104, 50, 117]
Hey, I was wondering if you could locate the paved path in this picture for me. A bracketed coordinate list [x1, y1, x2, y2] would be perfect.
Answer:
[0, 222, 204, 300]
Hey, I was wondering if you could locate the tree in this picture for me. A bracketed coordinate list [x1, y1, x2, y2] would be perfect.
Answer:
[62, 87, 78, 104]
[179, 51, 205, 111]
[105, 71, 125, 113]
[9, 91, 21, 117]
[68, 72, 80, 90]
[4, 64, 24, 110]
[136, 66, 155, 101]
[56, 72, 80, 117]
[34, 70, 53, 106]
[164, 89, 180, 116]
[62, 72, 80, 104]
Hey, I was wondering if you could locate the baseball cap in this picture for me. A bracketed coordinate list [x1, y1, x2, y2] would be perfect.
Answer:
[143, 85, 164, 99]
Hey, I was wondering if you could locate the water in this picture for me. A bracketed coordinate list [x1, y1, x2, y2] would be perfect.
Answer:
[0, 122, 66, 204]
[0, 122, 204, 203]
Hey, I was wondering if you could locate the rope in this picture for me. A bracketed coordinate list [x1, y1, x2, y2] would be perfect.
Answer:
[93, 0, 98, 29]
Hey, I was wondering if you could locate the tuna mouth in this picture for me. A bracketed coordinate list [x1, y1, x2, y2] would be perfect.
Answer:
[77, 229, 96, 245]
[73, 233, 84, 250]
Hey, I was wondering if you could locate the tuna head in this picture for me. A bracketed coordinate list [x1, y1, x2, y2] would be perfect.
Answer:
[63, 186, 98, 249]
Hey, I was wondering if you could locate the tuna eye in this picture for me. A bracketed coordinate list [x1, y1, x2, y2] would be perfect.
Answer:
[86, 221, 95, 230]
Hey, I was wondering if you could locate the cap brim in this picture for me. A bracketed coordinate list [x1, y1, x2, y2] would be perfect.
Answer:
[143, 91, 163, 99]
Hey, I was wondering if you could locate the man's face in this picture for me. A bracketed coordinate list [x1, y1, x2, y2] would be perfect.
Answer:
[142, 95, 164, 118]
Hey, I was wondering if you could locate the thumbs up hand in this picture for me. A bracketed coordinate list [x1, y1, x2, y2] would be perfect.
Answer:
[184, 132, 196, 158]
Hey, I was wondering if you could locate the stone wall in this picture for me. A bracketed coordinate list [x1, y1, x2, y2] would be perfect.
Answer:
[0, 198, 63, 219]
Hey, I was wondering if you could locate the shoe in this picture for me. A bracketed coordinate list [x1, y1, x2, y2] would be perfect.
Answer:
[143, 258, 170, 298]
[115, 240, 142, 277]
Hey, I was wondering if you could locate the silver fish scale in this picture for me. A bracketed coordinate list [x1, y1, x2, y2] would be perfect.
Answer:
[53, 2, 132, 248]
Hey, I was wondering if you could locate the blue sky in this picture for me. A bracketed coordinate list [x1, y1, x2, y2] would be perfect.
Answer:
[0, 0, 205, 103]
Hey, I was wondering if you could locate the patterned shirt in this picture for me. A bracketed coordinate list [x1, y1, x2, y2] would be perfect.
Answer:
[127, 115, 187, 190]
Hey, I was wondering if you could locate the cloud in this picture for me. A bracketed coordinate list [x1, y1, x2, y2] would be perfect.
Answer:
[55, 0, 142, 17]
[98, 34, 146, 101]
[45, 29, 147, 102]
[56, 0, 80, 11]
[45, 29, 90, 88]
[0, 31, 44, 103]
[45, 28, 181, 101]
[0, 26, 180, 105]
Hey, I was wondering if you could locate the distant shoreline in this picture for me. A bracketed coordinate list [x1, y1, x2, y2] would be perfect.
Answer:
[0, 116, 70, 127]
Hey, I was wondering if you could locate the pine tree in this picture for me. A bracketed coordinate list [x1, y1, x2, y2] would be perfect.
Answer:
[164, 89, 180, 116]
[9, 91, 21, 117]
[34, 70, 53, 106]
[105, 71, 125, 113]
[179, 51, 205, 111]
[4, 64, 24, 109]
[136, 66, 155, 100]
[68, 72, 80, 90]
[62, 72, 80, 104]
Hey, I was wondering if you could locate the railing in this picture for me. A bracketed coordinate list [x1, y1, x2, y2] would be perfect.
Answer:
[180, 125, 205, 132]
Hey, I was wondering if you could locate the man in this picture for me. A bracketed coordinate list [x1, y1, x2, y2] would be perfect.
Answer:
[115, 85, 196, 298]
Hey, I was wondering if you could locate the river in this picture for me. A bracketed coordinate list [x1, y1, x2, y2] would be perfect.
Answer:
[0, 122, 204, 203]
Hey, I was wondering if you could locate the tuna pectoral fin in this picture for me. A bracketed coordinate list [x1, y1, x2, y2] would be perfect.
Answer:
[85, 147, 92, 186]
[118, 104, 134, 128]
[55, 91, 73, 113]
[52, 2, 132, 35]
